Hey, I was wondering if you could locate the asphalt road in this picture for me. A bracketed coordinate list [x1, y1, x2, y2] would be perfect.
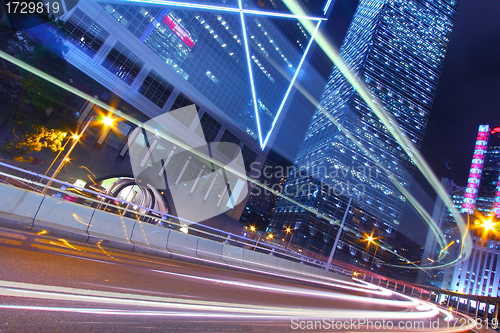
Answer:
[0, 224, 474, 332]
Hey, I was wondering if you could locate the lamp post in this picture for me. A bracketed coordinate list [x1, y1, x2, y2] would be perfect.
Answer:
[325, 197, 352, 271]
[41, 133, 79, 181]
[285, 227, 293, 248]
[42, 113, 114, 194]
[367, 235, 379, 270]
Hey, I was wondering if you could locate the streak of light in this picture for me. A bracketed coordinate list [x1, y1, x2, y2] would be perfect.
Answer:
[71, 213, 90, 226]
[0, 281, 441, 321]
[0, 230, 27, 240]
[149, 269, 415, 306]
[0, 238, 22, 246]
[48, 239, 82, 252]
[96, 240, 117, 260]
[438, 241, 455, 260]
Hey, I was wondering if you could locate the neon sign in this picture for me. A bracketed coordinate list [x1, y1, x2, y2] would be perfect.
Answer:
[491, 127, 500, 134]
[162, 14, 196, 50]
[461, 124, 490, 214]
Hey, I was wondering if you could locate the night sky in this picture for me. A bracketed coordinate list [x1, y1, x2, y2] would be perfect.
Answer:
[271, 0, 500, 244]
[402, 0, 500, 243]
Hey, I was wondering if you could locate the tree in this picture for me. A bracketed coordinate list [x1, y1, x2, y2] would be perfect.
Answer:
[2, 125, 66, 162]
[0, 15, 74, 161]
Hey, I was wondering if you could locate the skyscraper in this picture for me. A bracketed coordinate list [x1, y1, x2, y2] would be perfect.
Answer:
[434, 125, 500, 296]
[61, 0, 332, 149]
[462, 125, 500, 217]
[269, 0, 459, 254]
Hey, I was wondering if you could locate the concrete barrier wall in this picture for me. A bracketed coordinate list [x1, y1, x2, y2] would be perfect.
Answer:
[0, 183, 45, 226]
[166, 230, 199, 257]
[300, 264, 314, 277]
[0, 183, 351, 282]
[221, 244, 244, 266]
[196, 238, 223, 262]
[242, 249, 263, 269]
[289, 261, 301, 274]
[88, 210, 135, 244]
[260, 253, 278, 271]
[276, 258, 291, 273]
[131, 221, 170, 250]
[34, 195, 94, 234]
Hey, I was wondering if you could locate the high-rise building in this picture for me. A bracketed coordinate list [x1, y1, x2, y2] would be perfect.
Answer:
[269, 0, 459, 254]
[462, 125, 500, 217]
[420, 126, 500, 296]
[61, 0, 332, 148]
[54, 0, 332, 220]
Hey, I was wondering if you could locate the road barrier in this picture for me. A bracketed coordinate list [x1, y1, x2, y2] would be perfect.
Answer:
[0, 162, 353, 282]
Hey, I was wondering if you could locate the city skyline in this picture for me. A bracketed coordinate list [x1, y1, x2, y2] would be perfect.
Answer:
[267, 0, 500, 245]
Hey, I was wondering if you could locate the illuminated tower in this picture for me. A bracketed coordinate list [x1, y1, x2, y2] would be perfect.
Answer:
[462, 125, 500, 217]
[269, 0, 459, 253]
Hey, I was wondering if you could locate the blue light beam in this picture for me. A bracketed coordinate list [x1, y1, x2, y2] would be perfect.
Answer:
[239, 0, 263, 146]
[261, 20, 322, 149]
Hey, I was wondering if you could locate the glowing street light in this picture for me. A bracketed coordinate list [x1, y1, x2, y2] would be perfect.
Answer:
[249, 225, 256, 232]
[285, 226, 293, 248]
[361, 231, 381, 270]
[482, 218, 495, 231]
[43, 112, 115, 194]
[102, 115, 114, 127]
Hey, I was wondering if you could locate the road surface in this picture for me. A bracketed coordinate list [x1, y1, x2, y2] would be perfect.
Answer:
[0, 224, 474, 332]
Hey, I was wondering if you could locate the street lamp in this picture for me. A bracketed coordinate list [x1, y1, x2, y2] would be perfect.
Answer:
[285, 227, 293, 248]
[325, 197, 353, 271]
[42, 113, 114, 194]
[361, 232, 380, 270]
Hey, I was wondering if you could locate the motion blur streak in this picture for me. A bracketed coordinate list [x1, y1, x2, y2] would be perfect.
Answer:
[0, 281, 440, 320]
[149, 269, 396, 298]
[151, 270, 406, 300]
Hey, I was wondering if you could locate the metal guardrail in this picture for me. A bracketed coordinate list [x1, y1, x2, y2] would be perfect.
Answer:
[0, 161, 353, 278]
[357, 273, 500, 332]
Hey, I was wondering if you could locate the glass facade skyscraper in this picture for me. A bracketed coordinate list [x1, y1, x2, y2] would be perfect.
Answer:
[269, 0, 459, 254]
[62, 0, 332, 149]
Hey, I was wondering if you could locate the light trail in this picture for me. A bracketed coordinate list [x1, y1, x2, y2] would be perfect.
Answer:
[0, 278, 477, 332]
[0, 279, 443, 321]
